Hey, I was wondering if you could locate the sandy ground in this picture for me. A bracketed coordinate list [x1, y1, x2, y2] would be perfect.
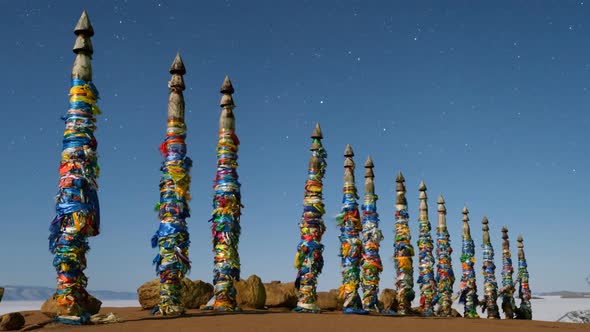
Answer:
[16, 307, 590, 332]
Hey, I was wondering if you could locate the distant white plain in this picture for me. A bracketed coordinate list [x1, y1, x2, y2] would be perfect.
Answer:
[0, 297, 589, 322]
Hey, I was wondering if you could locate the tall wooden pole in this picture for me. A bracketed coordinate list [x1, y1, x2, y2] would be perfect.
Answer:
[481, 217, 500, 318]
[360, 156, 383, 312]
[458, 206, 479, 318]
[515, 235, 532, 319]
[151, 53, 192, 316]
[435, 195, 454, 316]
[48, 11, 101, 323]
[209, 76, 242, 311]
[499, 226, 516, 319]
[417, 181, 436, 316]
[336, 145, 365, 314]
[393, 171, 414, 315]
[294, 123, 327, 313]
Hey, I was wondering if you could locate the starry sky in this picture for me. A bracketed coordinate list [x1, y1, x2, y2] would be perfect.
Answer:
[1, 1, 589, 295]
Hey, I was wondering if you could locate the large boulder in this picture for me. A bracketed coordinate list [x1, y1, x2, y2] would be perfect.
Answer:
[235, 275, 266, 309]
[41, 294, 101, 318]
[263, 281, 298, 308]
[0, 312, 25, 331]
[379, 288, 398, 311]
[317, 289, 342, 311]
[137, 278, 213, 310]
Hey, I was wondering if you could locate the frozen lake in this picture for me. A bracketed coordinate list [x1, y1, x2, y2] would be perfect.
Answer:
[0, 296, 589, 322]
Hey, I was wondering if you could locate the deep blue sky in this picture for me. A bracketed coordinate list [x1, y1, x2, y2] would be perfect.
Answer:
[0, 1, 589, 294]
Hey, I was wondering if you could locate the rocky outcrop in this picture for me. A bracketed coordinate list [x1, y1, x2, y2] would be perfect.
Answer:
[41, 294, 101, 318]
[379, 288, 398, 311]
[263, 281, 298, 308]
[0, 312, 25, 331]
[317, 289, 343, 311]
[235, 275, 266, 309]
[137, 278, 213, 310]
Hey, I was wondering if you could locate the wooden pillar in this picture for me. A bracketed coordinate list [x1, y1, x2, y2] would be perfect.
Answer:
[48, 11, 101, 323]
[393, 171, 415, 315]
[435, 195, 455, 316]
[481, 217, 500, 318]
[209, 76, 242, 311]
[417, 181, 436, 316]
[294, 123, 327, 313]
[458, 206, 479, 318]
[516, 235, 532, 319]
[151, 53, 192, 316]
[360, 156, 383, 312]
[499, 225, 517, 319]
[336, 145, 365, 314]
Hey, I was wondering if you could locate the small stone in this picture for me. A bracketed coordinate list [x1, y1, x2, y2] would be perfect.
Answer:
[0, 312, 25, 331]
[379, 288, 398, 311]
[41, 293, 101, 318]
[235, 275, 266, 309]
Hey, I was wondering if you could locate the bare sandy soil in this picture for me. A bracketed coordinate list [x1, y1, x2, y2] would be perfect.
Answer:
[17, 307, 590, 332]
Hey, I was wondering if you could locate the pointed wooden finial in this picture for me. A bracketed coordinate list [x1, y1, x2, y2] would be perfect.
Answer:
[395, 171, 407, 208]
[437, 194, 447, 229]
[364, 156, 374, 178]
[311, 123, 323, 139]
[170, 53, 186, 75]
[462, 205, 471, 236]
[364, 155, 375, 193]
[517, 234, 525, 260]
[344, 144, 354, 157]
[462, 206, 469, 221]
[220, 75, 235, 107]
[364, 155, 374, 169]
[343, 145, 355, 183]
[72, 11, 94, 80]
[168, 53, 186, 91]
[74, 10, 94, 36]
[220, 75, 235, 94]
[502, 225, 509, 249]
[482, 216, 490, 243]
[396, 171, 405, 183]
[219, 75, 235, 129]
[419, 180, 428, 221]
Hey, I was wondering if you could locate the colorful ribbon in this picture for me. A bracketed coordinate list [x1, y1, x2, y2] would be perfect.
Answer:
[416, 182, 436, 316]
[435, 195, 454, 317]
[499, 226, 516, 319]
[393, 173, 414, 315]
[294, 126, 327, 313]
[481, 218, 499, 319]
[458, 208, 479, 318]
[49, 77, 101, 319]
[151, 62, 192, 316]
[516, 235, 532, 320]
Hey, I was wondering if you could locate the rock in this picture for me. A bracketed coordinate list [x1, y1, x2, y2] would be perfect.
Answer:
[379, 288, 398, 311]
[235, 275, 266, 309]
[41, 293, 101, 318]
[0, 312, 25, 331]
[137, 278, 213, 310]
[263, 281, 298, 308]
[0, 288, 3, 303]
[317, 289, 342, 311]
